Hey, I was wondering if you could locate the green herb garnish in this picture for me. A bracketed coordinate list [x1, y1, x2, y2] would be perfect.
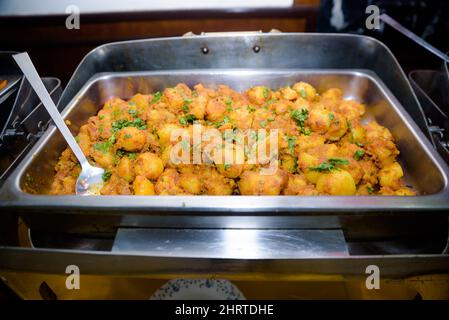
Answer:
[128, 109, 138, 117]
[225, 98, 233, 110]
[112, 118, 147, 132]
[247, 105, 256, 113]
[152, 91, 162, 103]
[179, 114, 197, 125]
[102, 170, 112, 182]
[285, 135, 296, 154]
[263, 87, 269, 99]
[328, 113, 335, 120]
[354, 150, 365, 161]
[259, 120, 267, 128]
[299, 88, 307, 98]
[291, 108, 310, 135]
[94, 141, 112, 154]
[308, 158, 349, 173]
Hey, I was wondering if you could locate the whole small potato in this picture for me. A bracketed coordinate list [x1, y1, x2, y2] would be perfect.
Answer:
[116, 127, 147, 152]
[116, 156, 135, 182]
[247, 86, 271, 105]
[378, 161, 404, 189]
[133, 176, 155, 195]
[293, 81, 316, 101]
[316, 170, 356, 195]
[179, 172, 202, 194]
[134, 152, 164, 180]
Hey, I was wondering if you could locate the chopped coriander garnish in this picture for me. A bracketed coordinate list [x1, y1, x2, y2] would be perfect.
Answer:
[94, 141, 112, 154]
[308, 162, 334, 173]
[367, 186, 374, 194]
[299, 88, 307, 98]
[328, 113, 335, 120]
[99, 115, 105, 120]
[263, 87, 269, 99]
[151, 91, 162, 103]
[117, 150, 125, 157]
[301, 128, 311, 135]
[308, 158, 349, 173]
[265, 98, 277, 106]
[291, 108, 310, 135]
[328, 158, 350, 166]
[128, 153, 137, 160]
[354, 149, 365, 161]
[356, 142, 364, 147]
[124, 134, 132, 139]
[112, 109, 122, 118]
[183, 100, 191, 113]
[259, 120, 267, 128]
[285, 135, 296, 153]
[112, 118, 147, 132]
[247, 105, 256, 113]
[128, 109, 138, 117]
[179, 114, 197, 125]
[267, 117, 275, 122]
[225, 99, 233, 112]
[102, 169, 112, 182]
[224, 163, 231, 170]
[108, 133, 116, 144]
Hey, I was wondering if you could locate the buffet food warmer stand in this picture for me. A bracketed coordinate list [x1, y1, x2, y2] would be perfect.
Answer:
[0, 33, 448, 299]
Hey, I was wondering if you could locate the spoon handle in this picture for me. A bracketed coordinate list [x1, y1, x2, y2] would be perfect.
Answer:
[13, 52, 89, 168]
[380, 14, 449, 64]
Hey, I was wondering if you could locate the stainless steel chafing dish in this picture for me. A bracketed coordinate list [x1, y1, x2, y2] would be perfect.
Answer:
[1, 33, 449, 233]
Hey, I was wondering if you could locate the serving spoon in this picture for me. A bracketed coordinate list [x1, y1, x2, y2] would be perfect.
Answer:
[13, 52, 104, 195]
[380, 14, 449, 64]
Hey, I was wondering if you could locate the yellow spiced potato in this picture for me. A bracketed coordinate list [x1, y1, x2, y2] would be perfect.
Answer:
[316, 170, 356, 196]
[115, 127, 147, 152]
[134, 152, 164, 180]
[133, 176, 155, 195]
[50, 82, 415, 196]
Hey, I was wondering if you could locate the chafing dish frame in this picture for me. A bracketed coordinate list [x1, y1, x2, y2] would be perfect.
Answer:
[1, 33, 448, 232]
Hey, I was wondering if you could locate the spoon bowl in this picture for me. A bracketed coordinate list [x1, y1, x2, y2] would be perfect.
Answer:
[76, 164, 105, 196]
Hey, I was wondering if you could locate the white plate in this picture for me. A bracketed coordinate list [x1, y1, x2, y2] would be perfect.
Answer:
[150, 279, 246, 300]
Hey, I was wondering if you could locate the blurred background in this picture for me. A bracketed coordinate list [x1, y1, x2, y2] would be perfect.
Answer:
[1, 0, 448, 85]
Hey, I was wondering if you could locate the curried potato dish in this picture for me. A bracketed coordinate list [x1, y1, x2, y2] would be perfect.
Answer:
[50, 81, 415, 196]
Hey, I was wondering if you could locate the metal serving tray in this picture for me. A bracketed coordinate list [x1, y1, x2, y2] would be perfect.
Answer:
[1, 69, 448, 215]
[0, 33, 448, 235]
[0, 77, 62, 183]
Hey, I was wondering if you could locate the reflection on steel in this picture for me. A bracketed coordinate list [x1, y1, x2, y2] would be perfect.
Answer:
[112, 229, 349, 258]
